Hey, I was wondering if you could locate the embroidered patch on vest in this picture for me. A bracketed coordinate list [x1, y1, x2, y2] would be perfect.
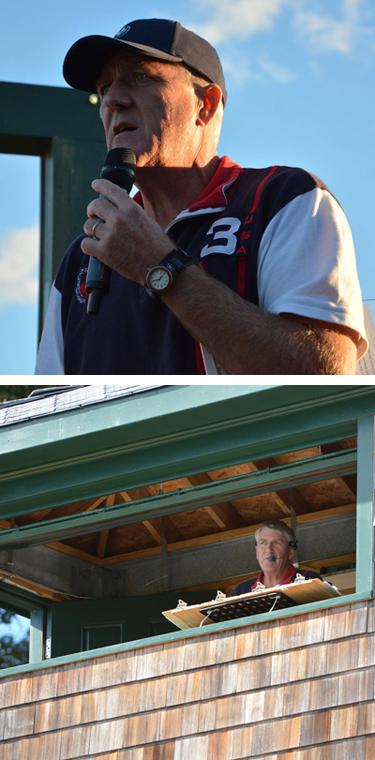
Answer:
[75, 267, 89, 304]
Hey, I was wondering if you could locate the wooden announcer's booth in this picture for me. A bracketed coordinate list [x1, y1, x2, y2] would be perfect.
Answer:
[0, 385, 374, 758]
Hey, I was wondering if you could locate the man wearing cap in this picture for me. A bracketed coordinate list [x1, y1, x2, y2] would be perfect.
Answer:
[35, 18, 367, 374]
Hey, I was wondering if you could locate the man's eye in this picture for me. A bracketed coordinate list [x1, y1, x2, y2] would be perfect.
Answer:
[134, 71, 153, 84]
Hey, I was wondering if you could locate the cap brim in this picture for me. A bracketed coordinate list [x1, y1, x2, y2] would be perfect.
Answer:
[63, 35, 184, 92]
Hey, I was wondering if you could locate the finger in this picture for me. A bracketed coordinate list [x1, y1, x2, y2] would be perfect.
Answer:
[81, 235, 100, 256]
[92, 178, 133, 203]
[87, 196, 116, 220]
[83, 218, 105, 238]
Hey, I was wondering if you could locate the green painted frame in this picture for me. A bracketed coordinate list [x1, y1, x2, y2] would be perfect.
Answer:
[0, 81, 105, 333]
[0, 385, 370, 518]
[356, 414, 375, 592]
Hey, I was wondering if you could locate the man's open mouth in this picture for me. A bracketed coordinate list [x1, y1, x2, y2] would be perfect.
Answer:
[113, 124, 137, 136]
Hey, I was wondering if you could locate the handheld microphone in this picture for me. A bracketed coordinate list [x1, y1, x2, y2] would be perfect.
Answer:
[86, 148, 136, 315]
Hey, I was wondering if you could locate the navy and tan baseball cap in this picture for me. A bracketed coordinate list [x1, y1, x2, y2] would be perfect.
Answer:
[63, 18, 227, 105]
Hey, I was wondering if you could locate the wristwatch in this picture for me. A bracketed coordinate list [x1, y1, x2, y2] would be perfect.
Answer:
[145, 248, 194, 295]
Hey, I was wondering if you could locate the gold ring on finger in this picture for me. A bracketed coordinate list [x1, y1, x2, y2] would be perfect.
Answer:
[92, 219, 104, 240]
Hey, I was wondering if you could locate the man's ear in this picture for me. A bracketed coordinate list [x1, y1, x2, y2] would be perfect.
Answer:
[196, 84, 222, 125]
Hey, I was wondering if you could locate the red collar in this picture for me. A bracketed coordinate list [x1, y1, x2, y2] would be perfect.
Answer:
[188, 155, 242, 211]
[132, 155, 242, 213]
[256, 564, 297, 587]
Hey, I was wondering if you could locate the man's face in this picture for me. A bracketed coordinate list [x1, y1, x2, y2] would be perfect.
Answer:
[255, 527, 294, 577]
[97, 52, 203, 168]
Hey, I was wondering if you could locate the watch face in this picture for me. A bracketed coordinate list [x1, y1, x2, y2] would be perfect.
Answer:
[147, 266, 173, 292]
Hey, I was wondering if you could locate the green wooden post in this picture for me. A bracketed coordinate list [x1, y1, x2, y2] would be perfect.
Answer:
[29, 608, 44, 663]
[0, 81, 106, 334]
[356, 415, 375, 593]
[40, 135, 105, 332]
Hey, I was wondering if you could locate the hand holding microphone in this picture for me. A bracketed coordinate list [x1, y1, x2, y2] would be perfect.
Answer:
[85, 148, 136, 315]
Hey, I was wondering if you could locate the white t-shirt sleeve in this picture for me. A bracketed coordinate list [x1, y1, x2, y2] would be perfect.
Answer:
[34, 284, 64, 374]
[257, 188, 368, 357]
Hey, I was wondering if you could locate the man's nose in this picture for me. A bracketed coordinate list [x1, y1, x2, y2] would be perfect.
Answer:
[264, 542, 276, 552]
[103, 82, 132, 111]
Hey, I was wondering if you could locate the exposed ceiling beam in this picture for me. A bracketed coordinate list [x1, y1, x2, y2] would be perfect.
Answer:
[188, 473, 247, 529]
[251, 456, 311, 514]
[0, 449, 356, 550]
[45, 503, 356, 569]
[100, 503, 355, 565]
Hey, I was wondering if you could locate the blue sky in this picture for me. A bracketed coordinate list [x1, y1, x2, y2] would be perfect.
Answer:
[0, 0, 374, 374]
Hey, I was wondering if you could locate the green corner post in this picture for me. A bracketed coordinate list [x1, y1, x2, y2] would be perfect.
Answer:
[0, 81, 106, 338]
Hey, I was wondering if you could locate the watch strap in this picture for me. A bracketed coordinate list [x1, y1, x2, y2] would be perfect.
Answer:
[159, 247, 194, 275]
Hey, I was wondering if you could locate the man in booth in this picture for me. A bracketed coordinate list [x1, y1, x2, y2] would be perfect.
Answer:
[233, 520, 322, 594]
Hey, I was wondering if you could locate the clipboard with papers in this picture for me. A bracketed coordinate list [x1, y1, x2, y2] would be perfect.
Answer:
[162, 578, 340, 630]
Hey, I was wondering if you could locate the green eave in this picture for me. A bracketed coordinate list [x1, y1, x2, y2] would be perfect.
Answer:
[0, 385, 373, 520]
[0, 81, 103, 152]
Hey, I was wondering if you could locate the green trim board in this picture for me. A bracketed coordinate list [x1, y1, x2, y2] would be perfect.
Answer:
[29, 609, 44, 664]
[0, 586, 46, 609]
[0, 82, 103, 144]
[356, 415, 375, 593]
[0, 587, 42, 618]
[0, 385, 366, 462]
[0, 385, 266, 459]
[0, 385, 368, 519]
[0, 448, 357, 548]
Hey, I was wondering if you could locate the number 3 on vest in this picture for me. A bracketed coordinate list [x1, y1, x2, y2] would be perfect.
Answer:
[200, 217, 241, 257]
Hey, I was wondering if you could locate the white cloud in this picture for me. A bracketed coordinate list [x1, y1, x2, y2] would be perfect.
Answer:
[191, 0, 368, 57]
[191, 0, 295, 86]
[221, 51, 296, 86]
[192, 0, 286, 44]
[292, 0, 363, 54]
[189, 0, 367, 90]
[0, 226, 39, 306]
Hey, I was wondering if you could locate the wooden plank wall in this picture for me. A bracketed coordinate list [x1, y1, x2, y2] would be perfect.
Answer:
[0, 599, 374, 759]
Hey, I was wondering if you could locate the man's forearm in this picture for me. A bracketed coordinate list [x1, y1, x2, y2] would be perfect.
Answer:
[81, 182, 358, 374]
[162, 265, 357, 375]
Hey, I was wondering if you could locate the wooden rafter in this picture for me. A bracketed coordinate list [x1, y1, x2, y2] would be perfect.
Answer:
[96, 495, 115, 557]
[142, 517, 184, 544]
[251, 457, 311, 514]
[98, 502, 356, 565]
[320, 442, 357, 497]
[188, 473, 247, 529]
[0, 570, 66, 601]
